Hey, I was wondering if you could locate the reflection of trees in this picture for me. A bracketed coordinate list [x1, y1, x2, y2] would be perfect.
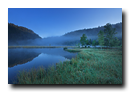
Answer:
[8, 48, 77, 68]
[8, 49, 41, 67]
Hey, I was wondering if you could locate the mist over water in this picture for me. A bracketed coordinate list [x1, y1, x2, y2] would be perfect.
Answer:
[8, 36, 80, 46]
[7, 35, 106, 46]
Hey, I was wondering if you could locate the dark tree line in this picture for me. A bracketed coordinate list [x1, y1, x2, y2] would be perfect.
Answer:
[80, 23, 121, 48]
[8, 23, 42, 41]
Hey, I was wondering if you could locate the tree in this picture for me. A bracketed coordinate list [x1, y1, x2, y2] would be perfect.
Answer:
[89, 39, 92, 45]
[98, 30, 104, 49]
[80, 34, 87, 47]
[85, 39, 90, 47]
[96, 41, 99, 46]
[104, 23, 117, 47]
[111, 37, 120, 47]
[92, 40, 96, 47]
[120, 43, 122, 47]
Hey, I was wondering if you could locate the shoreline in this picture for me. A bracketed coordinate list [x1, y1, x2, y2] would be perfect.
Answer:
[15, 48, 122, 84]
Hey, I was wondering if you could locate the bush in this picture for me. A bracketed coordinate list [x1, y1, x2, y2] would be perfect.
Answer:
[63, 47, 67, 50]
[88, 46, 90, 48]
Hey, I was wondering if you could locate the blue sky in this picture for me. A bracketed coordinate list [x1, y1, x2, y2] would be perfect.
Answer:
[8, 8, 122, 38]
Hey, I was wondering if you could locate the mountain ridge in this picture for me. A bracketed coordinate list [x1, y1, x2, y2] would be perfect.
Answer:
[8, 23, 42, 45]
[8, 22, 122, 46]
[62, 22, 122, 39]
[41, 22, 122, 45]
[8, 23, 42, 41]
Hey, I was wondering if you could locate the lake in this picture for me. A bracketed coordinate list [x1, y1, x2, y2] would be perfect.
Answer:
[8, 48, 77, 84]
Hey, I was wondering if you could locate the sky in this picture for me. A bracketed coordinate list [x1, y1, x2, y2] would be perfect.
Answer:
[8, 8, 122, 38]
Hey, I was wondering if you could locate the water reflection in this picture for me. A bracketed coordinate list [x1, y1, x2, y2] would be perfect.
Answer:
[8, 48, 77, 84]
[8, 49, 41, 67]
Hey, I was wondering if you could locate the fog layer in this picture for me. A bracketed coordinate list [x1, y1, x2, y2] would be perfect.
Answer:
[8, 22, 122, 46]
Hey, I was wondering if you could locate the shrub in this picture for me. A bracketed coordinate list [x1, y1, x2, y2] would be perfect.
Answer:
[88, 46, 90, 48]
[63, 47, 67, 50]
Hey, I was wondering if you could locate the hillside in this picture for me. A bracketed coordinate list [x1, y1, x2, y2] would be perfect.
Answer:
[62, 22, 122, 40]
[8, 23, 42, 45]
[8, 22, 122, 46]
[42, 22, 122, 46]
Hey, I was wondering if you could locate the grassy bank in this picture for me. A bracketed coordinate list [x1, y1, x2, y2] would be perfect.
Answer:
[16, 48, 122, 84]
[64, 48, 81, 52]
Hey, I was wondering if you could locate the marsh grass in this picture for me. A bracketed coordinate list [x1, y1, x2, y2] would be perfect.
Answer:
[16, 48, 122, 84]
[65, 49, 81, 52]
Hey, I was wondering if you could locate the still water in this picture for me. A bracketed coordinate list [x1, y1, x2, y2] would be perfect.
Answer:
[8, 48, 77, 84]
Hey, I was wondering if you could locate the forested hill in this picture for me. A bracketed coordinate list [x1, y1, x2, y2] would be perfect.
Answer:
[62, 22, 122, 40]
[41, 22, 122, 46]
[8, 23, 42, 41]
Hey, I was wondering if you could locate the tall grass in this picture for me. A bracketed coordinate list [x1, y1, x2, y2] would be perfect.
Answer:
[16, 48, 122, 84]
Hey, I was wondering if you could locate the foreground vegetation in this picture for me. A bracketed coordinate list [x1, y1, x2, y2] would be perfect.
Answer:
[16, 48, 122, 84]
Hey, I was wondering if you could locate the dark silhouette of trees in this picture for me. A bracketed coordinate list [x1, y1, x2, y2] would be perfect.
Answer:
[8, 23, 42, 42]
[104, 23, 117, 47]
